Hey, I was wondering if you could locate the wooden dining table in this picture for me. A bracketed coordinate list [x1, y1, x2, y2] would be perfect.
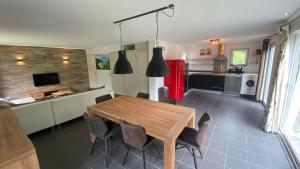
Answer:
[87, 96, 195, 169]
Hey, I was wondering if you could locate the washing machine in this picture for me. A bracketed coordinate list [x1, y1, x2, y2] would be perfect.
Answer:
[240, 73, 258, 96]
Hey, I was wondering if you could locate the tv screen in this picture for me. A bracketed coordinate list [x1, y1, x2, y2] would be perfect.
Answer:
[33, 73, 60, 86]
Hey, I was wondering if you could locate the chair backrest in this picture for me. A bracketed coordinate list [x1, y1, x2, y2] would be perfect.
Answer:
[196, 112, 211, 147]
[120, 121, 148, 150]
[164, 98, 176, 105]
[95, 94, 113, 104]
[136, 92, 150, 99]
[83, 112, 108, 138]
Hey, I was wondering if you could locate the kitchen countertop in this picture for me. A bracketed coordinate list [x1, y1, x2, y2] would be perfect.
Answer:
[188, 71, 243, 77]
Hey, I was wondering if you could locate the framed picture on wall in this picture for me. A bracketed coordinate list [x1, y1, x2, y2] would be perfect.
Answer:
[95, 54, 110, 70]
[205, 49, 212, 56]
[200, 49, 206, 56]
[200, 48, 212, 56]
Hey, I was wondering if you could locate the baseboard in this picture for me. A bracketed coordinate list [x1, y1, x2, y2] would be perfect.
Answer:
[240, 94, 256, 100]
[187, 88, 223, 95]
[278, 131, 299, 169]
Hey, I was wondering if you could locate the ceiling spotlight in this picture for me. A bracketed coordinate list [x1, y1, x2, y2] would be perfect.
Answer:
[210, 39, 221, 45]
[283, 12, 290, 16]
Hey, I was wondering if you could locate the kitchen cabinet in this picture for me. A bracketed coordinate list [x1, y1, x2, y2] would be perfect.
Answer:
[224, 75, 242, 95]
[188, 74, 225, 91]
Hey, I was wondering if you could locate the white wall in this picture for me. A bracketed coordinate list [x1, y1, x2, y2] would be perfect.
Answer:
[159, 41, 185, 60]
[185, 41, 263, 73]
[225, 41, 263, 73]
[186, 44, 218, 71]
[86, 45, 119, 90]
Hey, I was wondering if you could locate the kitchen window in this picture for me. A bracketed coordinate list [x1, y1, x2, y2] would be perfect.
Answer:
[230, 48, 249, 66]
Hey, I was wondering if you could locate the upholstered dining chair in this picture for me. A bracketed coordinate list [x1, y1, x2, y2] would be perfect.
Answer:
[95, 94, 113, 104]
[176, 112, 211, 169]
[136, 92, 150, 99]
[161, 98, 177, 105]
[83, 112, 118, 168]
[120, 121, 162, 169]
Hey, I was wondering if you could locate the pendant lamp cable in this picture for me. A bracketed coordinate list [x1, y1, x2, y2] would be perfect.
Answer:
[155, 7, 174, 47]
[119, 23, 123, 50]
[155, 12, 159, 47]
[162, 6, 175, 17]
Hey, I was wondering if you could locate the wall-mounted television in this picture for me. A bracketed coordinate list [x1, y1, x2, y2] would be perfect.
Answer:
[33, 73, 60, 87]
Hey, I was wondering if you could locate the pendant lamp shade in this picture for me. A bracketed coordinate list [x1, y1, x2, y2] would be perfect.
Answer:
[146, 47, 169, 77]
[113, 50, 133, 74]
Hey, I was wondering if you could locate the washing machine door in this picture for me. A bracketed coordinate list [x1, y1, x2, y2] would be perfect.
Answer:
[240, 78, 257, 95]
[246, 80, 255, 87]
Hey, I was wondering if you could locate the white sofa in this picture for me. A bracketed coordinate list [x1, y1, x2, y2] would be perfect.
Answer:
[12, 88, 113, 135]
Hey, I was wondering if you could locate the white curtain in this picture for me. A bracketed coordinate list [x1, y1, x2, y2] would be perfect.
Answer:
[264, 26, 290, 132]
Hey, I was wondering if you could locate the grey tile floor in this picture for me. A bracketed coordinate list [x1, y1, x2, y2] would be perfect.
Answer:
[29, 90, 293, 169]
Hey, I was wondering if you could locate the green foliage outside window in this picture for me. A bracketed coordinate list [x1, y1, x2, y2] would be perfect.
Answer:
[231, 49, 248, 65]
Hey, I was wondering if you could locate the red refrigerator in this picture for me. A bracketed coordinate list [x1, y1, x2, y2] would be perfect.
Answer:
[164, 59, 185, 101]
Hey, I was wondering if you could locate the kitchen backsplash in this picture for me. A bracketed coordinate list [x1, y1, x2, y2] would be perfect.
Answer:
[185, 41, 263, 73]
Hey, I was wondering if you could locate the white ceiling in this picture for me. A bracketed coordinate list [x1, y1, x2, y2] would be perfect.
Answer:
[0, 0, 299, 48]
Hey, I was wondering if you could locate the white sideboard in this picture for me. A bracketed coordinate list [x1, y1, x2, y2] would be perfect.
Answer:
[12, 88, 113, 135]
[12, 100, 54, 135]
[51, 88, 113, 125]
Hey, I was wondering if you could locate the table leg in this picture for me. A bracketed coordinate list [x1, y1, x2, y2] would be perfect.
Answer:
[90, 133, 96, 143]
[164, 138, 175, 169]
[187, 113, 195, 128]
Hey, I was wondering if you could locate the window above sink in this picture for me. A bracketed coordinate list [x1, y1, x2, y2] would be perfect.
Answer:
[230, 48, 249, 66]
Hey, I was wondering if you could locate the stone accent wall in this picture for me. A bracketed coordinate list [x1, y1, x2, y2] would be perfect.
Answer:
[0, 45, 89, 98]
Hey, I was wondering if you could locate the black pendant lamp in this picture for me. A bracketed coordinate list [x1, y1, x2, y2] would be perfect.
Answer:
[146, 12, 169, 77]
[146, 47, 169, 77]
[113, 23, 133, 74]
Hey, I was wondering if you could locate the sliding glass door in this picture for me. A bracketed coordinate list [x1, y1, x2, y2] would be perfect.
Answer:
[280, 35, 300, 166]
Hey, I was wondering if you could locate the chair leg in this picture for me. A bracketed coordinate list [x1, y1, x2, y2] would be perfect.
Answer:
[90, 138, 97, 155]
[142, 150, 146, 169]
[192, 149, 198, 169]
[105, 139, 109, 168]
[198, 148, 203, 159]
[153, 143, 163, 159]
[122, 146, 131, 166]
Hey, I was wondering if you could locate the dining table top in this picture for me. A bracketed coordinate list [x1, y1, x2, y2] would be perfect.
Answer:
[87, 96, 196, 141]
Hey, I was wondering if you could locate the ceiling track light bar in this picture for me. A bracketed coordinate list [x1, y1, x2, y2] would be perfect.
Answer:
[113, 4, 174, 24]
